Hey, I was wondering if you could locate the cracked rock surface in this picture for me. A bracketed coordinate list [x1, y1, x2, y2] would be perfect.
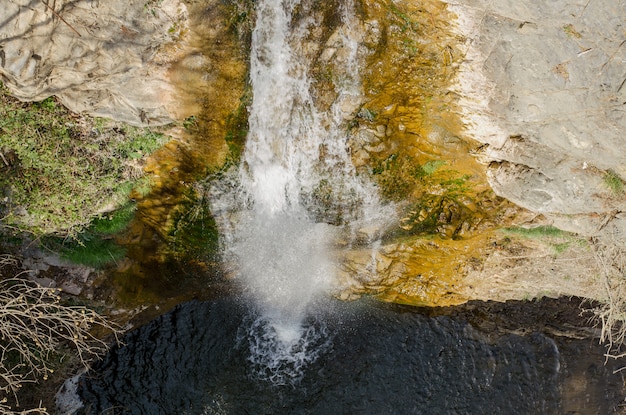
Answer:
[447, 0, 626, 244]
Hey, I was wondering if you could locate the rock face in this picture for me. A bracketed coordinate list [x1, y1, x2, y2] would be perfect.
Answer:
[0, 0, 188, 125]
[446, 0, 626, 244]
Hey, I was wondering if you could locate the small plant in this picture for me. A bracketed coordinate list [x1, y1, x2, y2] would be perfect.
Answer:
[389, 5, 419, 32]
[562, 24, 582, 39]
[183, 115, 198, 131]
[603, 169, 624, 196]
[421, 160, 446, 175]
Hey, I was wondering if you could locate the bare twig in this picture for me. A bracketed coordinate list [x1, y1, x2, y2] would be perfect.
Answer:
[0, 152, 8, 167]
[40, 0, 82, 37]
[0, 278, 122, 413]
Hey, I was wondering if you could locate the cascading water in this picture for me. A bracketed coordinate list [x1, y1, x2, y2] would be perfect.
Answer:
[211, 0, 394, 384]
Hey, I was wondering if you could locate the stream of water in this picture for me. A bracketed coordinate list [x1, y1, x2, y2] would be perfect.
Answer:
[207, 0, 393, 382]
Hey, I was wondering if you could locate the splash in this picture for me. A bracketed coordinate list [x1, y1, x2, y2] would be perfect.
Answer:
[210, 0, 393, 384]
[237, 314, 332, 386]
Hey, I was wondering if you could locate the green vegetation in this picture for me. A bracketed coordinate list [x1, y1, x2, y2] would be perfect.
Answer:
[503, 225, 570, 238]
[372, 153, 423, 201]
[421, 160, 446, 175]
[91, 202, 137, 234]
[0, 85, 167, 236]
[603, 169, 624, 196]
[502, 225, 586, 255]
[562, 23, 582, 39]
[226, 0, 255, 40]
[387, 4, 421, 56]
[59, 237, 126, 268]
[41, 203, 136, 268]
[223, 89, 252, 165]
[389, 4, 419, 32]
[370, 153, 478, 239]
[183, 115, 199, 131]
[167, 191, 220, 262]
[372, 154, 458, 202]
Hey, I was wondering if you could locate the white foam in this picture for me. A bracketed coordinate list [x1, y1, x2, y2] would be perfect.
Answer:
[209, 0, 394, 385]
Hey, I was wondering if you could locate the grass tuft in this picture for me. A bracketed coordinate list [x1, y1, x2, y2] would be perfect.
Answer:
[60, 238, 126, 268]
[91, 203, 137, 235]
[603, 169, 624, 196]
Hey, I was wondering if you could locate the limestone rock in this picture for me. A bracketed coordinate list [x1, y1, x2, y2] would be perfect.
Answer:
[447, 0, 626, 243]
[0, 0, 188, 125]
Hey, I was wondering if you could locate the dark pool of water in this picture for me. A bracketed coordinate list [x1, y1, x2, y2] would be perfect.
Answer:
[76, 297, 625, 414]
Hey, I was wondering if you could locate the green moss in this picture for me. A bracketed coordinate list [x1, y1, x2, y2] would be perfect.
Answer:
[41, 204, 136, 268]
[60, 237, 126, 268]
[226, 0, 255, 41]
[164, 189, 220, 262]
[503, 225, 587, 256]
[552, 242, 572, 254]
[371, 153, 470, 203]
[422, 160, 446, 175]
[223, 89, 251, 164]
[503, 225, 570, 238]
[91, 203, 137, 235]
[372, 153, 423, 201]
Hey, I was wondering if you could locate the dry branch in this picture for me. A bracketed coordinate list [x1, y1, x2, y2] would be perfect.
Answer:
[590, 237, 626, 361]
[0, 278, 121, 414]
[41, 0, 82, 37]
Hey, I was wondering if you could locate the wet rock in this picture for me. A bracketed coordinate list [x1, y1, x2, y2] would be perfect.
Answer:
[60, 281, 82, 296]
[375, 253, 393, 273]
[28, 276, 56, 288]
[352, 149, 370, 167]
[374, 125, 387, 138]
[355, 128, 380, 146]
[364, 142, 387, 153]
[22, 257, 50, 273]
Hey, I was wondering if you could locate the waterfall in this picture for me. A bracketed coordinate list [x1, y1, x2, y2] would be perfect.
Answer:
[210, 0, 394, 385]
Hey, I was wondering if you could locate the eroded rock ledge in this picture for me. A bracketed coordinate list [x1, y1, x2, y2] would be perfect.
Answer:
[446, 0, 626, 245]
